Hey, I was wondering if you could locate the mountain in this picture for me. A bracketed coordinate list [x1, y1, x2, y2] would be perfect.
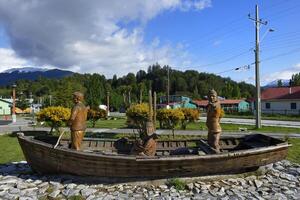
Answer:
[264, 79, 290, 88]
[0, 68, 74, 86]
[3, 67, 49, 73]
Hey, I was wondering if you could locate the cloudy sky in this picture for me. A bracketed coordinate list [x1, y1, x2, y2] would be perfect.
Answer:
[0, 0, 299, 85]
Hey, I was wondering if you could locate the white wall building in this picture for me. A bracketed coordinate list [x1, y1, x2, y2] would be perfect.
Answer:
[251, 86, 300, 115]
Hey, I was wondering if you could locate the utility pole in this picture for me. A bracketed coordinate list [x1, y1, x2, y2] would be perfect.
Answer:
[249, 5, 267, 129]
[12, 84, 16, 123]
[106, 91, 110, 117]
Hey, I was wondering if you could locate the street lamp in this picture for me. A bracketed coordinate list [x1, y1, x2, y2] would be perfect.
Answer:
[12, 84, 17, 123]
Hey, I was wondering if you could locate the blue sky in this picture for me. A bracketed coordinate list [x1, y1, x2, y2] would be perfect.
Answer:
[0, 0, 299, 85]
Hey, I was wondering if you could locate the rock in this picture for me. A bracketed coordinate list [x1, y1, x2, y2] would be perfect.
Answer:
[48, 190, 60, 198]
[76, 184, 88, 190]
[81, 188, 97, 197]
[254, 180, 263, 188]
[67, 189, 80, 197]
[159, 185, 168, 190]
[66, 183, 77, 189]
[186, 183, 194, 190]
[9, 187, 21, 194]
[62, 188, 71, 196]
[0, 178, 18, 184]
[86, 195, 96, 200]
[19, 197, 35, 200]
[280, 173, 298, 182]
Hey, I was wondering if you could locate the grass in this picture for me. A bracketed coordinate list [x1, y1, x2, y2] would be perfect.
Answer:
[166, 178, 186, 190]
[86, 119, 300, 134]
[0, 134, 24, 164]
[86, 118, 127, 129]
[287, 138, 300, 164]
[184, 122, 300, 134]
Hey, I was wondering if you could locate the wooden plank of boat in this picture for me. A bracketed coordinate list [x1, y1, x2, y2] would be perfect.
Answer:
[17, 133, 290, 179]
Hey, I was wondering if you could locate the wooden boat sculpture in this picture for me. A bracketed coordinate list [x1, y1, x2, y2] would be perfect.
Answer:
[17, 133, 290, 179]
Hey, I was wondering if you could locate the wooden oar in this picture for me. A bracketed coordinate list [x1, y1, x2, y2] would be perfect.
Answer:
[54, 130, 65, 149]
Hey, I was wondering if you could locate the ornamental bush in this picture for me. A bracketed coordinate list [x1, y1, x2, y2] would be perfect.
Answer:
[179, 108, 200, 130]
[126, 103, 149, 135]
[87, 108, 107, 127]
[157, 108, 184, 138]
[36, 106, 71, 134]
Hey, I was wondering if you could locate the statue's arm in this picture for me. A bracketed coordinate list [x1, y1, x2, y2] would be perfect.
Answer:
[69, 106, 79, 125]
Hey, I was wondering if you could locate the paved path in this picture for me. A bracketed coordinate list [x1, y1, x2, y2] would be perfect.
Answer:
[200, 117, 300, 128]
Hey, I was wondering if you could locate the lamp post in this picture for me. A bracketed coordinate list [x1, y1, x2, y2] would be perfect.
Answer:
[12, 84, 17, 123]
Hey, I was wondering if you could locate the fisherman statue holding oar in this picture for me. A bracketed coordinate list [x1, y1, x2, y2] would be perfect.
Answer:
[68, 91, 89, 150]
[206, 89, 222, 153]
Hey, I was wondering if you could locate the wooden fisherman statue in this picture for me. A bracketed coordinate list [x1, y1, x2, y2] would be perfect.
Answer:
[206, 89, 222, 153]
[131, 90, 158, 156]
[131, 122, 158, 156]
[68, 92, 88, 150]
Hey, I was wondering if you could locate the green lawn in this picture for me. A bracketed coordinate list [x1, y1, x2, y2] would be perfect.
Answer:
[187, 122, 300, 133]
[85, 119, 300, 134]
[1, 134, 300, 165]
[287, 138, 300, 164]
[86, 118, 127, 128]
[0, 135, 24, 164]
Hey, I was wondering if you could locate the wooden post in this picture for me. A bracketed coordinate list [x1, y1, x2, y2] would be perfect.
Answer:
[12, 84, 16, 123]
[139, 89, 143, 104]
[148, 90, 153, 122]
[153, 91, 157, 131]
[107, 91, 110, 117]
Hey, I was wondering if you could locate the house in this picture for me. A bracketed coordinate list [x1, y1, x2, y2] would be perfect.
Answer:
[250, 86, 300, 115]
[158, 95, 197, 109]
[30, 104, 42, 113]
[0, 99, 12, 115]
[193, 99, 250, 113]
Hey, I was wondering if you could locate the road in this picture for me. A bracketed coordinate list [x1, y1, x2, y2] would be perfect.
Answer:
[199, 117, 300, 128]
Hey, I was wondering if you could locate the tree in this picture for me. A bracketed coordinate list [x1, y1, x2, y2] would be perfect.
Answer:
[291, 73, 300, 86]
[277, 79, 283, 87]
[85, 74, 105, 109]
[231, 84, 241, 99]
[16, 93, 29, 110]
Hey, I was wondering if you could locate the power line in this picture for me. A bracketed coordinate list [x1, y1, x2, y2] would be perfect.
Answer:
[195, 49, 252, 68]
[261, 47, 300, 62]
[216, 64, 252, 75]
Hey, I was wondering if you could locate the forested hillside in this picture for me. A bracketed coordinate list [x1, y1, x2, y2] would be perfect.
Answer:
[0, 64, 255, 110]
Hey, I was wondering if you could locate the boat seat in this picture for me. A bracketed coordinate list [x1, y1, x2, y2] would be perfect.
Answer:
[242, 141, 267, 148]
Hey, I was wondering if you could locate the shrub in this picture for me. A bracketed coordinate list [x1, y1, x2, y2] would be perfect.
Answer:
[166, 178, 186, 191]
[179, 108, 200, 129]
[36, 106, 71, 134]
[220, 108, 225, 118]
[126, 103, 149, 136]
[157, 109, 184, 138]
[87, 108, 107, 127]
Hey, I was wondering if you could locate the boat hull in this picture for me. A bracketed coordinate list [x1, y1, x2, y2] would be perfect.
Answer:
[17, 134, 289, 178]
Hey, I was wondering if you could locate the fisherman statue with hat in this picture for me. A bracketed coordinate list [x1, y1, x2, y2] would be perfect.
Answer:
[206, 89, 222, 153]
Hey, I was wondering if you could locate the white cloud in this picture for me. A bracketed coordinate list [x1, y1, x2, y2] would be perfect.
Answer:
[0, 0, 211, 77]
[0, 48, 28, 71]
[262, 63, 300, 84]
